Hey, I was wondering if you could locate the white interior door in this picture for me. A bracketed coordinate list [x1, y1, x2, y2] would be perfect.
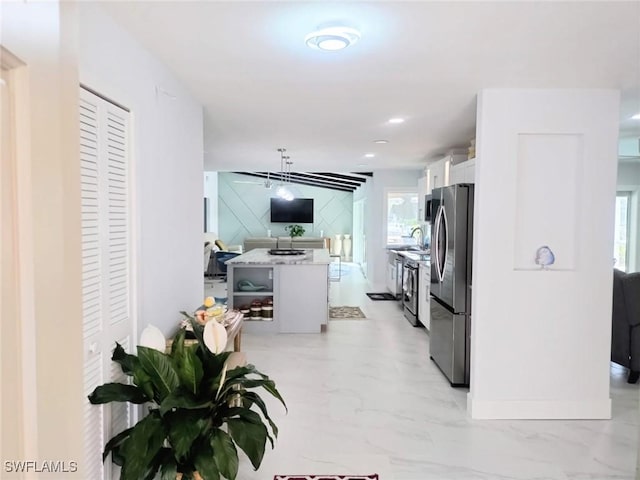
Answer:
[80, 87, 134, 480]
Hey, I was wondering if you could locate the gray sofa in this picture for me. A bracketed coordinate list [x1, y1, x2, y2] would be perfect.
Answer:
[612, 268, 640, 383]
[243, 236, 326, 252]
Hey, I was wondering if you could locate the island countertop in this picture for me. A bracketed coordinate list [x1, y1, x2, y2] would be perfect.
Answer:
[226, 248, 331, 265]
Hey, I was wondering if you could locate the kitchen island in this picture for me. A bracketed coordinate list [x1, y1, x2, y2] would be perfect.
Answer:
[226, 248, 330, 333]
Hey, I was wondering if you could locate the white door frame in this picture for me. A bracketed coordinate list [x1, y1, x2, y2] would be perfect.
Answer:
[1, 46, 39, 463]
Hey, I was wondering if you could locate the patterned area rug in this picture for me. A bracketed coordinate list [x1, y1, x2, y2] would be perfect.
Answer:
[274, 476, 378, 480]
[329, 306, 366, 319]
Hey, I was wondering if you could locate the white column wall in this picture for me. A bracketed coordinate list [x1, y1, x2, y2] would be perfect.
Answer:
[78, 4, 204, 337]
[468, 89, 619, 419]
[2, 1, 85, 472]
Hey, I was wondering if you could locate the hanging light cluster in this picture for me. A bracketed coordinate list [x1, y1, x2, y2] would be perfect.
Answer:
[276, 148, 294, 201]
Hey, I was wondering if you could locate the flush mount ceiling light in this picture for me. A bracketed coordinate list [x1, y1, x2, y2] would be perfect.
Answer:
[364, 153, 375, 158]
[373, 139, 389, 144]
[632, 112, 640, 120]
[388, 117, 405, 124]
[305, 26, 361, 51]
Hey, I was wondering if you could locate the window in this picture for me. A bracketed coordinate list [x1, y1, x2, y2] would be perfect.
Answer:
[386, 190, 419, 245]
[614, 192, 631, 271]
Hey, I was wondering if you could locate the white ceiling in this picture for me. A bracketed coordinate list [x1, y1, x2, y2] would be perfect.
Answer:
[101, 1, 640, 172]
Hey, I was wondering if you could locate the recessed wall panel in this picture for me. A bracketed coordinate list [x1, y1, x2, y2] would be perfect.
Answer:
[514, 134, 582, 271]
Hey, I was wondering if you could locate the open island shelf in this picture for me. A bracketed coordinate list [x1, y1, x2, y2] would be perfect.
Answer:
[226, 248, 330, 333]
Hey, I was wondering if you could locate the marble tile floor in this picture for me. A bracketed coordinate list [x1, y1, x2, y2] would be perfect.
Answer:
[204, 266, 639, 480]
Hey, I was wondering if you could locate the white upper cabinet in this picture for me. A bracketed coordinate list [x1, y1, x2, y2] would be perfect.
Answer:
[450, 157, 476, 185]
[417, 176, 428, 219]
[426, 152, 468, 193]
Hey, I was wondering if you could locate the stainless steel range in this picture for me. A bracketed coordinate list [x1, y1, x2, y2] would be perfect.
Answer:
[402, 252, 429, 327]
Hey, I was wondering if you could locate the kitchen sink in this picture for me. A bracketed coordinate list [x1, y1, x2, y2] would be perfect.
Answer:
[387, 245, 422, 251]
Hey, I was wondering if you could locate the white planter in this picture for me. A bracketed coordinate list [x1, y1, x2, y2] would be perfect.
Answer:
[343, 234, 352, 261]
[333, 234, 342, 256]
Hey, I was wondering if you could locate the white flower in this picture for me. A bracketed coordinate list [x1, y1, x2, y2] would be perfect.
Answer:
[139, 324, 166, 352]
[203, 319, 227, 354]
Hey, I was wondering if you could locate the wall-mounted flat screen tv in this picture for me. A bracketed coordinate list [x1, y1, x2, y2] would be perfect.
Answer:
[270, 198, 314, 223]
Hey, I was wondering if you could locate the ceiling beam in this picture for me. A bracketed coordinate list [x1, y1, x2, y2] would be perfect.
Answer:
[233, 172, 354, 192]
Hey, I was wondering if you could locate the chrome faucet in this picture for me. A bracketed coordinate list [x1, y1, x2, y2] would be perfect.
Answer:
[410, 226, 424, 249]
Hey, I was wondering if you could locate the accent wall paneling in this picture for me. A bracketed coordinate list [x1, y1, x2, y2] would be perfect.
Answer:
[218, 172, 353, 245]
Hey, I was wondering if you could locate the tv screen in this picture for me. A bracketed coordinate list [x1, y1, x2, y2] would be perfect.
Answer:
[270, 198, 314, 223]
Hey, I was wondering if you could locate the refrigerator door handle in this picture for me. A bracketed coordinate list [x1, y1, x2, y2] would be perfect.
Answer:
[434, 205, 448, 283]
[439, 206, 448, 283]
[433, 206, 441, 281]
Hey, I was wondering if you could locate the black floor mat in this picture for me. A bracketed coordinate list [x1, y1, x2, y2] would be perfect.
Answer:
[366, 292, 397, 301]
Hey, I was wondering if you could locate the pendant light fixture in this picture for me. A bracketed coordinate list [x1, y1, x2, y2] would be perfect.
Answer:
[276, 148, 294, 201]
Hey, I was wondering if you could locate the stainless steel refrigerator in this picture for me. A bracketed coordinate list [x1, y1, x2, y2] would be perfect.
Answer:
[429, 184, 474, 387]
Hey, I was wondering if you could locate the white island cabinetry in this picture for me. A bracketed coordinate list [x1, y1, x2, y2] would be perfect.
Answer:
[418, 262, 431, 330]
[226, 248, 330, 333]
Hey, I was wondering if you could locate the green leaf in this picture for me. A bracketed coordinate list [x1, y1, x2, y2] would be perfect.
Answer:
[159, 389, 212, 416]
[102, 426, 134, 462]
[227, 416, 268, 471]
[88, 383, 149, 404]
[120, 412, 165, 480]
[143, 447, 172, 480]
[240, 391, 279, 439]
[251, 376, 287, 413]
[199, 351, 232, 395]
[219, 377, 287, 412]
[173, 343, 204, 395]
[111, 342, 140, 376]
[193, 442, 220, 480]
[165, 410, 207, 461]
[171, 327, 187, 355]
[160, 458, 178, 480]
[224, 408, 274, 449]
[137, 346, 180, 402]
[211, 429, 238, 480]
[133, 366, 155, 401]
[187, 316, 205, 347]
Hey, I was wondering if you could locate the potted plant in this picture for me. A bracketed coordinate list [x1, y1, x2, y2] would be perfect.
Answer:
[88, 315, 286, 480]
[284, 224, 305, 238]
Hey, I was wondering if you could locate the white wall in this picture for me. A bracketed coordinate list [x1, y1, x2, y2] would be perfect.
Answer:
[363, 169, 422, 291]
[617, 162, 640, 272]
[204, 171, 219, 235]
[218, 172, 353, 245]
[78, 4, 204, 337]
[2, 0, 85, 471]
[469, 89, 619, 419]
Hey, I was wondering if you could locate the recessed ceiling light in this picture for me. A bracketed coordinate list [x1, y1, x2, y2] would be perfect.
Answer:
[305, 26, 361, 51]
[373, 139, 389, 144]
[364, 153, 375, 158]
[357, 163, 368, 167]
[632, 112, 640, 120]
[388, 118, 405, 124]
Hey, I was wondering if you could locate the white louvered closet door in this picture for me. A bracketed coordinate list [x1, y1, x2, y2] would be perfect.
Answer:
[80, 87, 133, 480]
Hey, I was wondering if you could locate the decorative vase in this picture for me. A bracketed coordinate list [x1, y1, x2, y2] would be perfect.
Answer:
[343, 234, 352, 261]
[333, 234, 342, 256]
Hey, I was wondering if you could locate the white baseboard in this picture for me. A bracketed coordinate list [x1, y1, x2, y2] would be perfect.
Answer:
[467, 395, 612, 419]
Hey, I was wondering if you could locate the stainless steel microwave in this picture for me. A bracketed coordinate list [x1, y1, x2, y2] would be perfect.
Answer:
[424, 194, 433, 223]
